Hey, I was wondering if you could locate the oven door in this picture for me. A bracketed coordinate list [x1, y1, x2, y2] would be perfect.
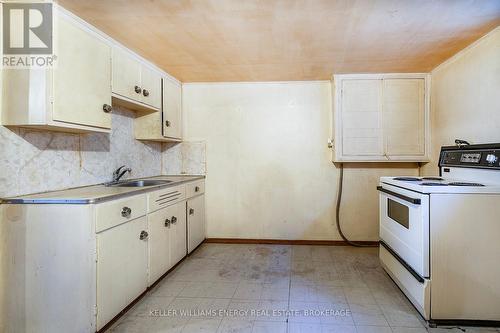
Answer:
[378, 183, 429, 278]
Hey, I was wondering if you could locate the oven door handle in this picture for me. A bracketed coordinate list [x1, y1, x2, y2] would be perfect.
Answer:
[377, 186, 421, 205]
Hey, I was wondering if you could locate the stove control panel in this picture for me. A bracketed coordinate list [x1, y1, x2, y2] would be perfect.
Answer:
[440, 146, 500, 170]
[460, 153, 482, 163]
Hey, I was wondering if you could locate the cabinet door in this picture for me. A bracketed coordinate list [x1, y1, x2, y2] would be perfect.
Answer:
[383, 79, 426, 156]
[96, 217, 148, 330]
[148, 206, 173, 285]
[170, 201, 187, 265]
[140, 66, 161, 109]
[341, 79, 383, 156]
[163, 78, 182, 139]
[187, 195, 206, 253]
[112, 48, 142, 101]
[52, 15, 112, 129]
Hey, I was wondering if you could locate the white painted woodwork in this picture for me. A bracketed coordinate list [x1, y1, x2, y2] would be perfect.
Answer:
[148, 206, 174, 285]
[1, 11, 112, 133]
[333, 74, 430, 162]
[0, 179, 204, 332]
[430, 194, 500, 320]
[186, 180, 205, 198]
[96, 216, 148, 330]
[134, 77, 182, 141]
[340, 79, 384, 157]
[163, 78, 182, 139]
[95, 194, 147, 233]
[170, 201, 187, 265]
[0, 204, 96, 333]
[187, 194, 206, 253]
[111, 47, 161, 112]
[383, 79, 425, 156]
[140, 65, 162, 109]
[58, 0, 500, 82]
[147, 184, 186, 213]
[111, 47, 142, 101]
[52, 14, 112, 129]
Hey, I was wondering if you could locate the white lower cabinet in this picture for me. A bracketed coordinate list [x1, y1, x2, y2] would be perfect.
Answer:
[187, 194, 206, 253]
[171, 201, 188, 265]
[148, 205, 175, 284]
[1, 179, 204, 332]
[96, 216, 149, 330]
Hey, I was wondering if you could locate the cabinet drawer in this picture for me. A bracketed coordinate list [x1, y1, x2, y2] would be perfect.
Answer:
[148, 185, 186, 213]
[186, 180, 205, 198]
[96, 195, 147, 233]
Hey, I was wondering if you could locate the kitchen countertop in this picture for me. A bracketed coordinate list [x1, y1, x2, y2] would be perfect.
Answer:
[0, 175, 205, 205]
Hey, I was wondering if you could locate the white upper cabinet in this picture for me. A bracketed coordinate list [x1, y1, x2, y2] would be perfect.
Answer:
[134, 77, 183, 142]
[52, 15, 112, 129]
[383, 79, 426, 156]
[111, 48, 142, 102]
[333, 74, 430, 162]
[1, 11, 112, 133]
[163, 78, 183, 140]
[111, 48, 161, 112]
[340, 79, 384, 157]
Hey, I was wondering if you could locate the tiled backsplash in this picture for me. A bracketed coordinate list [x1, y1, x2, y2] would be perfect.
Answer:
[0, 108, 205, 198]
[163, 141, 206, 175]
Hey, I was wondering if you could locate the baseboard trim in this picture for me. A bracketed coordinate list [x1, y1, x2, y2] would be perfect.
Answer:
[204, 238, 379, 246]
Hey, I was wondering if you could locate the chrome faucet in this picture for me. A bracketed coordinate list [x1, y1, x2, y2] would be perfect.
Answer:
[112, 165, 132, 183]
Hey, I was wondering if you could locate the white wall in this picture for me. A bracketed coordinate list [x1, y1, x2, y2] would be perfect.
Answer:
[182, 81, 418, 241]
[423, 27, 500, 175]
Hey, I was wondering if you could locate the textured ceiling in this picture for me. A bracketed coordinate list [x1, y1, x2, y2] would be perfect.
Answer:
[59, 0, 500, 82]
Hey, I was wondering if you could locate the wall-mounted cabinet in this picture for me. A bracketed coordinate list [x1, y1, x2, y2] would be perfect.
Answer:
[1, 12, 112, 133]
[332, 74, 430, 162]
[134, 77, 183, 142]
[111, 48, 161, 113]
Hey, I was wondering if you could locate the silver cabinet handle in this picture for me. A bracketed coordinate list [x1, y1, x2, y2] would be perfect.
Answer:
[165, 218, 171, 227]
[142, 89, 150, 97]
[165, 120, 171, 127]
[121, 206, 132, 217]
[171, 216, 177, 224]
[134, 85, 142, 94]
[139, 230, 148, 240]
[189, 208, 194, 215]
[102, 104, 112, 113]
[195, 186, 200, 192]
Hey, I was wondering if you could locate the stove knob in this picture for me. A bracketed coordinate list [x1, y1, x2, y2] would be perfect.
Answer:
[486, 154, 498, 165]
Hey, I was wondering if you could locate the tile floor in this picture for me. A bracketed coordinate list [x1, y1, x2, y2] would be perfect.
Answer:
[110, 244, 500, 333]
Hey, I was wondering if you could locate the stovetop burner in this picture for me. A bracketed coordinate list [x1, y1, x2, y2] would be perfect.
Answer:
[448, 182, 485, 187]
[422, 177, 444, 181]
[421, 182, 449, 186]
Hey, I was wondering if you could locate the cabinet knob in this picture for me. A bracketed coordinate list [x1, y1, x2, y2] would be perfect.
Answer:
[134, 85, 142, 94]
[189, 208, 195, 215]
[165, 218, 171, 227]
[142, 89, 150, 97]
[139, 230, 149, 240]
[121, 206, 132, 217]
[195, 186, 200, 192]
[171, 216, 177, 224]
[102, 104, 112, 113]
[165, 120, 171, 127]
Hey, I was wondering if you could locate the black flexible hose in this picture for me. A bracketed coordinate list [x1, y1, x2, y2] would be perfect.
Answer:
[335, 163, 378, 247]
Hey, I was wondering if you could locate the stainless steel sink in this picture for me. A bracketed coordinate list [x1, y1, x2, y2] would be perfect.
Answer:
[109, 180, 173, 187]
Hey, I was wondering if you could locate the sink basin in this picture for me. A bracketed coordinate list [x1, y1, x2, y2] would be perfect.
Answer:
[109, 180, 173, 187]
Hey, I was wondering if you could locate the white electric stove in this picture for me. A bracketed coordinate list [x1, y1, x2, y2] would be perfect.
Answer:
[378, 143, 500, 326]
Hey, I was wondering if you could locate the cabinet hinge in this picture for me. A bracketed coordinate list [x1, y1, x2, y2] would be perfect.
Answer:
[94, 305, 98, 316]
